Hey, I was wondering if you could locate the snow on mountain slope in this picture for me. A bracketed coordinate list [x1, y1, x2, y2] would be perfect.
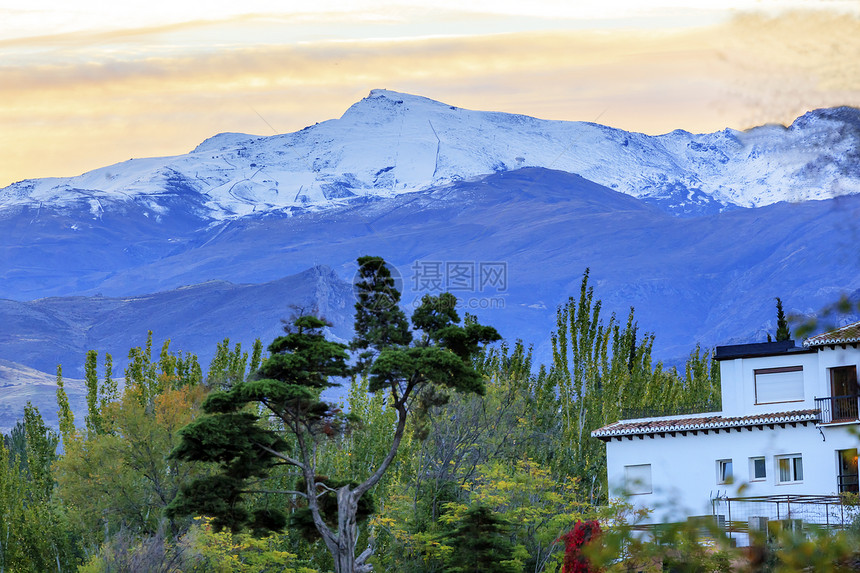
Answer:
[2, 90, 859, 220]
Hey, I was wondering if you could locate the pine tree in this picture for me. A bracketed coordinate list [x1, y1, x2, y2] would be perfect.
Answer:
[442, 505, 524, 573]
[168, 256, 500, 573]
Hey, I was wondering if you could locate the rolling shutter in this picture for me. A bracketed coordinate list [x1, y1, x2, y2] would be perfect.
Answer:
[755, 366, 803, 404]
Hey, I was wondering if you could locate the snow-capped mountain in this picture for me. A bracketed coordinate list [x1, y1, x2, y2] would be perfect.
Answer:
[2, 90, 859, 220]
[2, 91, 860, 428]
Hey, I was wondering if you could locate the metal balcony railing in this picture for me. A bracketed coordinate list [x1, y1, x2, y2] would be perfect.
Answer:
[815, 395, 860, 424]
[837, 472, 859, 494]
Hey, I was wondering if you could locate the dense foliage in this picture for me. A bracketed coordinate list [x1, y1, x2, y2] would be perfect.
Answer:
[5, 261, 859, 572]
[168, 256, 500, 572]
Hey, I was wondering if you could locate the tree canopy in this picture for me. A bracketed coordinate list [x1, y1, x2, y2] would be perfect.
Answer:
[168, 255, 501, 573]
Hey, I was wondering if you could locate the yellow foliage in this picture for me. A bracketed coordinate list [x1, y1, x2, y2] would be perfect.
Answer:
[184, 517, 317, 573]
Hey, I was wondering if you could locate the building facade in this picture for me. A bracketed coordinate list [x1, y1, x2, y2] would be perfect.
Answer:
[593, 322, 860, 531]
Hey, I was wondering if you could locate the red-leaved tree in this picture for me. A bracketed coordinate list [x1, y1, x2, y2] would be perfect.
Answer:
[559, 520, 602, 573]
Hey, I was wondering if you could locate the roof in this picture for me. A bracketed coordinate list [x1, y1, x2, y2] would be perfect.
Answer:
[713, 340, 812, 361]
[591, 409, 820, 440]
[804, 320, 860, 347]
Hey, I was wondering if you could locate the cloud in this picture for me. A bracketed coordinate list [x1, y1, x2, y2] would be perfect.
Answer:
[0, 9, 857, 187]
[709, 10, 860, 126]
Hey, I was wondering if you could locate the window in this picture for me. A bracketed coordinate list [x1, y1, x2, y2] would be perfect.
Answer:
[750, 457, 767, 481]
[717, 459, 733, 484]
[837, 449, 859, 493]
[755, 366, 804, 404]
[776, 454, 803, 484]
[625, 464, 652, 495]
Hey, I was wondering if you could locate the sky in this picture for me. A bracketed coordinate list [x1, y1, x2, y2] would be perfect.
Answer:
[1, 0, 859, 189]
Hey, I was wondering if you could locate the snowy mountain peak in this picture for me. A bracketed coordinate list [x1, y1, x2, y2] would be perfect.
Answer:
[364, 88, 445, 106]
[2, 93, 859, 221]
[192, 132, 259, 154]
[790, 106, 860, 130]
[338, 89, 444, 126]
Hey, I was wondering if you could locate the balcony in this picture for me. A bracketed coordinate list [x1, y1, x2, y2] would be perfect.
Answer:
[815, 395, 860, 424]
[837, 472, 859, 494]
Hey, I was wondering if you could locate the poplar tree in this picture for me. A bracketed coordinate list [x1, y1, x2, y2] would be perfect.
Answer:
[548, 269, 719, 502]
[55, 365, 75, 442]
[101, 352, 117, 410]
[85, 349, 102, 435]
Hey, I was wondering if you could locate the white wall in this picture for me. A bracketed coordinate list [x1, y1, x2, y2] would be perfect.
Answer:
[719, 346, 860, 418]
[606, 422, 858, 524]
[603, 344, 860, 527]
[719, 351, 819, 418]
[815, 346, 860, 392]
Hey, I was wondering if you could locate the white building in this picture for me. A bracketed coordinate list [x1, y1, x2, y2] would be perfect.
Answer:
[593, 321, 860, 534]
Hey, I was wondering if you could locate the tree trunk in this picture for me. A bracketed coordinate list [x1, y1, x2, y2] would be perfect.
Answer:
[331, 486, 360, 573]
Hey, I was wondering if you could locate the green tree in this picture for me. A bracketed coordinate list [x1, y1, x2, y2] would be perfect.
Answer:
[22, 403, 59, 501]
[168, 256, 500, 573]
[100, 352, 117, 410]
[249, 338, 264, 374]
[55, 364, 76, 443]
[85, 349, 104, 435]
[207, 338, 254, 390]
[55, 335, 208, 552]
[679, 344, 721, 411]
[543, 270, 721, 503]
[0, 405, 81, 572]
[436, 459, 589, 573]
[440, 504, 525, 573]
[125, 330, 158, 407]
[775, 297, 791, 341]
[56, 382, 209, 549]
[549, 270, 660, 502]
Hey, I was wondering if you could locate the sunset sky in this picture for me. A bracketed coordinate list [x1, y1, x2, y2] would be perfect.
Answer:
[1, 0, 859, 189]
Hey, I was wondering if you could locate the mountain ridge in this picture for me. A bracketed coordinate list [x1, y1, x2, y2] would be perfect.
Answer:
[3, 168, 857, 372]
[2, 90, 859, 221]
[0, 265, 354, 379]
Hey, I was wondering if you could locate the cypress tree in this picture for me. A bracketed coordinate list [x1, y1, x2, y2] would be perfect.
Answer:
[775, 297, 791, 342]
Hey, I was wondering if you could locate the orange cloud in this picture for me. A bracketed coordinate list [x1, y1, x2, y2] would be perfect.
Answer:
[0, 9, 857, 188]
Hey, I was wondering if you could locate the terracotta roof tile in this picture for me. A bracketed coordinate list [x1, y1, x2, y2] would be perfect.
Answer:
[591, 409, 820, 439]
[804, 320, 860, 347]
